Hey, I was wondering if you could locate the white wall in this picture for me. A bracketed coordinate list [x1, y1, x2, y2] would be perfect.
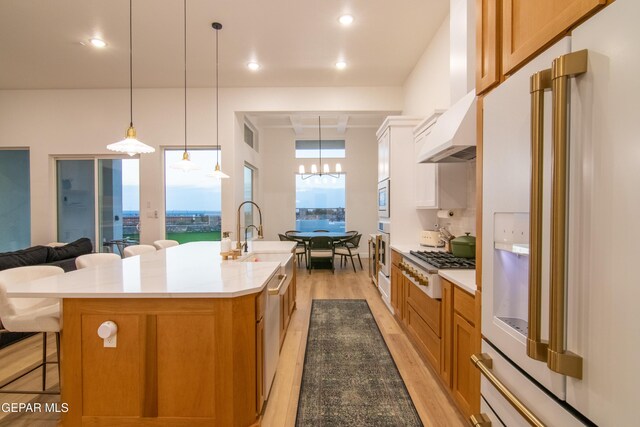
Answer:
[402, 15, 451, 116]
[401, 11, 477, 242]
[0, 86, 402, 246]
[261, 126, 378, 253]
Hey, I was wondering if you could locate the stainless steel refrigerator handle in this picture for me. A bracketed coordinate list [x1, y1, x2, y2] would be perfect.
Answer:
[471, 353, 546, 427]
[548, 50, 588, 380]
[527, 68, 552, 362]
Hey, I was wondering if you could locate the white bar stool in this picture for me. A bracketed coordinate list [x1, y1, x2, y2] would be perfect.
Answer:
[0, 265, 64, 394]
[123, 244, 156, 258]
[152, 240, 179, 250]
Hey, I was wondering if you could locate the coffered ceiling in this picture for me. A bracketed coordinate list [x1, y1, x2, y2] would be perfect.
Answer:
[0, 0, 448, 89]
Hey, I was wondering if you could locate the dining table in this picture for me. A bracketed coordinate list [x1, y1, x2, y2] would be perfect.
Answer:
[286, 231, 353, 242]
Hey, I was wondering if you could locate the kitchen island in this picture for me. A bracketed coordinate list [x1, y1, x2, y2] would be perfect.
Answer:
[5, 241, 297, 427]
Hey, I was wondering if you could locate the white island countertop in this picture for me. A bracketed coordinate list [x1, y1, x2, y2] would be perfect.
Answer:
[5, 241, 296, 299]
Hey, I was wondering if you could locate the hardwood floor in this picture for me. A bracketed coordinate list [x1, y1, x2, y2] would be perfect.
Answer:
[261, 265, 466, 427]
[0, 265, 465, 426]
[0, 333, 60, 426]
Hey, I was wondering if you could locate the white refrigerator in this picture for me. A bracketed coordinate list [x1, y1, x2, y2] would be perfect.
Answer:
[481, 1, 640, 425]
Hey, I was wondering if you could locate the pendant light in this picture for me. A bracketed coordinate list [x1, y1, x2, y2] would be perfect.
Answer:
[207, 22, 229, 179]
[107, 0, 155, 156]
[299, 116, 343, 179]
[170, 0, 200, 172]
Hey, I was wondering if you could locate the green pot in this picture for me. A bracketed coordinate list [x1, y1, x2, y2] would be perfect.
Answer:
[451, 233, 476, 258]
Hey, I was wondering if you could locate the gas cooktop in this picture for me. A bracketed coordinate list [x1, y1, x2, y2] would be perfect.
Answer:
[409, 251, 475, 269]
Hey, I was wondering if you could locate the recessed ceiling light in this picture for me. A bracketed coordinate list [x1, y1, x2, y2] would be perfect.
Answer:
[339, 15, 354, 25]
[335, 61, 347, 70]
[247, 62, 260, 71]
[89, 38, 107, 48]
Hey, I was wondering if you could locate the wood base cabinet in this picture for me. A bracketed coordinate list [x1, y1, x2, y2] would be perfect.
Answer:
[449, 283, 480, 419]
[390, 250, 405, 321]
[392, 268, 480, 420]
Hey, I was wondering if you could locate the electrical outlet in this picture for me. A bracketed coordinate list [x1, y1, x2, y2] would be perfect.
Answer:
[103, 335, 117, 348]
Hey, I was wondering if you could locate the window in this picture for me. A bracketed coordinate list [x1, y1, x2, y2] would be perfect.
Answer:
[244, 164, 256, 238]
[295, 140, 345, 159]
[0, 149, 30, 251]
[164, 149, 222, 243]
[295, 175, 346, 232]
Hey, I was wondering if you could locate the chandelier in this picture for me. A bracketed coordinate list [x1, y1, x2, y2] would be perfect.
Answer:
[298, 116, 343, 179]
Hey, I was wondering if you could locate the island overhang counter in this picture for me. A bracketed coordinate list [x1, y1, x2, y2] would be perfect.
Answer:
[5, 241, 297, 427]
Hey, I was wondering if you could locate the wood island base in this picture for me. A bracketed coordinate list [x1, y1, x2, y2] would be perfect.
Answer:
[60, 295, 263, 426]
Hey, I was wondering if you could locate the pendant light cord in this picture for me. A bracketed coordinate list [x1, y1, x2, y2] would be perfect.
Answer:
[184, 0, 187, 153]
[215, 25, 220, 164]
[318, 115, 322, 172]
[129, 0, 133, 127]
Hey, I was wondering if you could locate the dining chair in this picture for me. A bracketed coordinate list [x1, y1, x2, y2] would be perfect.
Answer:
[0, 265, 65, 395]
[75, 253, 121, 269]
[279, 234, 307, 267]
[334, 233, 363, 272]
[153, 239, 180, 250]
[307, 236, 335, 274]
[123, 244, 156, 258]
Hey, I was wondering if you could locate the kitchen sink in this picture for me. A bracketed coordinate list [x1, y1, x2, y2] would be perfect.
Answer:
[239, 252, 292, 265]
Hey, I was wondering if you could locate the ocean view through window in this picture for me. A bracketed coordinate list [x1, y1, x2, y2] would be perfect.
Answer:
[164, 149, 222, 243]
[295, 174, 345, 232]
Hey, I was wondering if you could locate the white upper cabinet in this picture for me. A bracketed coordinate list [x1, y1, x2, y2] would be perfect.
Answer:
[413, 113, 468, 209]
[377, 128, 390, 182]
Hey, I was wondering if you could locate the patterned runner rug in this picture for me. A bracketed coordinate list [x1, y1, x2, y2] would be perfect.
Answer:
[296, 299, 422, 426]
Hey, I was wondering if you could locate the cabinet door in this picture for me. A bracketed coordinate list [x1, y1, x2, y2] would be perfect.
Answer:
[378, 129, 390, 182]
[452, 313, 479, 418]
[502, 0, 606, 74]
[440, 280, 453, 388]
[477, 0, 501, 95]
[416, 164, 438, 208]
[391, 264, 401, 316]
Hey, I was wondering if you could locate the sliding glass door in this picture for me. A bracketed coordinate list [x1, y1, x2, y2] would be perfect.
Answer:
[57, 160, 95, 246]
[56, 158, 139, 254]
[98, 159, 140, 255]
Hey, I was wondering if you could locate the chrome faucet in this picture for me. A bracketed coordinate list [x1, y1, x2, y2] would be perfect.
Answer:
[236, 201, 264, 251]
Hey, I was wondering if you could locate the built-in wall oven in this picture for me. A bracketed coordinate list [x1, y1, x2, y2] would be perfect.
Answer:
[377, 179, 390, 218]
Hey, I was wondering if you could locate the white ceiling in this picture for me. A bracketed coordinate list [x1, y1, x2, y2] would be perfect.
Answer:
[0, 0, 448, 90]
